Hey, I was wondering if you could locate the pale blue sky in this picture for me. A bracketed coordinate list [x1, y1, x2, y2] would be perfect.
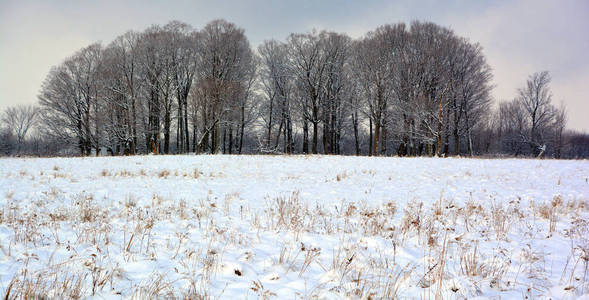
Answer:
[1, 0, 588, 131]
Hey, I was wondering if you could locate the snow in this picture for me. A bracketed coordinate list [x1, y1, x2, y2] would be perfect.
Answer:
[0, 155, 588, 298]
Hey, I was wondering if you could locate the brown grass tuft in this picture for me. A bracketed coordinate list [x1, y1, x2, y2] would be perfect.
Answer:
[158, 169, 170, 178]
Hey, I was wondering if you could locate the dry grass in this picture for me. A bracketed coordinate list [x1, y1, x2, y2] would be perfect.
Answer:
[250, 280, 277, 299]
[53, 172, 68, 179]
[266, 191, 307, 232]
[158, 169, 170, 178]
[335, 170, 351, 182]
[4, 268, 86, 300]
[460, 241, 480, 277]
[562, 216, 589, 294]
[76, 193, 100, 223]
[117, 169, 134, 177]
[2, 162, 588, 298]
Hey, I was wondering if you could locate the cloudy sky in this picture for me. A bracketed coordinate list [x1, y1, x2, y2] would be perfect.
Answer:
[1, 0, 588, 131]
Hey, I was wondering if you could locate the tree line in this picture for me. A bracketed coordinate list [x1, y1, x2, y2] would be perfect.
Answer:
[1, 19, 587, 158]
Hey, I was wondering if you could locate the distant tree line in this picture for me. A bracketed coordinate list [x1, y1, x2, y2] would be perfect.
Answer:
[1, 19, 587, 158]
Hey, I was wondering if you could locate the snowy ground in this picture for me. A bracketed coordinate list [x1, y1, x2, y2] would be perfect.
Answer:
[0, 155, 588, 299]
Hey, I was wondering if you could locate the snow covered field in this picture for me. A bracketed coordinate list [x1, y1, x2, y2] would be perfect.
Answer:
[0, 155, 588, 299]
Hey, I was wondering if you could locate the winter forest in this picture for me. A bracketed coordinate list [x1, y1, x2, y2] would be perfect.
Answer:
[1, 19, 588, 158]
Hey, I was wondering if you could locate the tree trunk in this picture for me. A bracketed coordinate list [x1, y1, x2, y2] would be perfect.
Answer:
[453, 126, 460, 156]
[177, 98, 183, 153]
[212, 122, 219, 154]
[381, 123, 387, 156]
[322, 120, 329, 154]
[274, 117, 284, 151]
[222, 127, 226, 154]
[374, 119, 380, 156]
[164, 106, 170, 154]
[312, 104, 318, 154]
[368, 117, 373, 157]
[312, 121, 318, 154]
[192, 120, 197, 153]
[468, 129, 473, 157]
[85, 104, 91, 156]
[381, 110, 387, 156]
[130, 97, 136, 155]
[436, 97, 443, 157]
[267, 97, 273, 149]
[409, 119, 415, 156]
[303, 120, 309, 154]
[398, 114, 408, 157]
[239, 103, 245, 154]
[287, 115, 293, 154]
[228, 126, 233, 154]
[443, 106, 450, 155]
[184, 98, 189, 153]
[465, 110, 473, 157]
[353, 111, 360, 156]
[77, 110, 84, 155]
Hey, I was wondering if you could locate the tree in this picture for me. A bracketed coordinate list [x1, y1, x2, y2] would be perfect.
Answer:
[102, 31, 142, 155]
[287, 31, 328, 154]
[552, 103, 567, 158]
[194, 19, 255, 154]
[164, 21, 200, 154]
[517, 71, 555, 156]
[496, 100, 528, 156]
[34, 19, 579, 158]
[451, 40, 493, 156]
[137, 26, 166, 154]
[0, 124, 15, 155]
[259, 39, 294, 153]
[352, 24, 406, 156]
[38, 43, 104, 156]
[1, 105, 39, 153]
[320, 32, 351, 154]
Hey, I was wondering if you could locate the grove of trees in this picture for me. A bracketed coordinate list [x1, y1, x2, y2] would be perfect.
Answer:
[1, 19, 587, 158]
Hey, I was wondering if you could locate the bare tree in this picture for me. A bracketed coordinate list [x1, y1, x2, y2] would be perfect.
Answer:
[452, 40, 493, 156]
[320, 32, 351, 154]
[38, 43, 103, 156]
[163, 21, 200, 154]
[194, 19, 255, 154]
[0, 124, 15, 155]
[137, 26, 166, 154]
[552, 102, 567, 158]
[1, 105, 39, 153]
[103, 31, 142, 154]
[287, 31, 328, 154]
[259, 40, 296, 154]
[517, 71, 555, 156]
[496, 100, 528, 156]
[33, 19, 579, 158]
[352, 24, 407, 156]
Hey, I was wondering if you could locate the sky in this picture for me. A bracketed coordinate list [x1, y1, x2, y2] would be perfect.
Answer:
[1, 0, 588, 132]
